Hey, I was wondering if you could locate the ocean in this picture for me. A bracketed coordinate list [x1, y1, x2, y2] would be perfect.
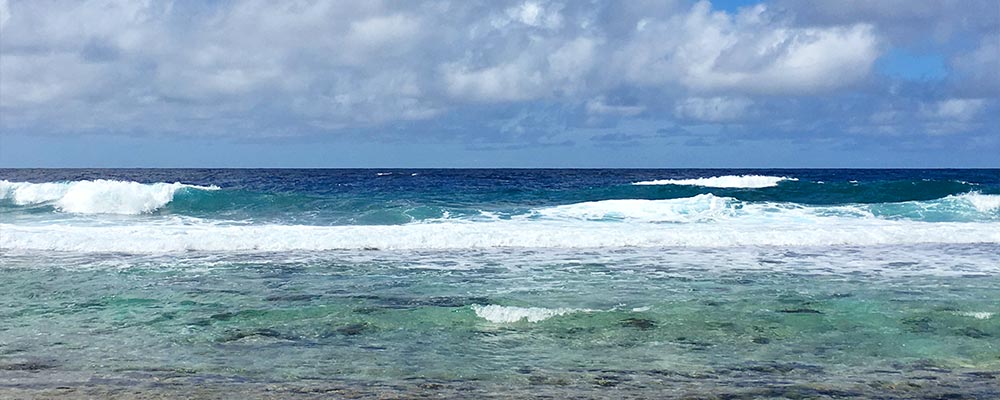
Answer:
[1, 169, 998, 398]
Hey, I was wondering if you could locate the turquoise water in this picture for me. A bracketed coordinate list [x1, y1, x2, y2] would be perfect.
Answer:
[1, 169, 998, 398]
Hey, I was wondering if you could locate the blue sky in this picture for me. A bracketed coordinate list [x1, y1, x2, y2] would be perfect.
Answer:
[1, 0, 997, 167]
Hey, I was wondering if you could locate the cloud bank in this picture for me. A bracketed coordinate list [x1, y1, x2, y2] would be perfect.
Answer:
[0, 0, 997, 154]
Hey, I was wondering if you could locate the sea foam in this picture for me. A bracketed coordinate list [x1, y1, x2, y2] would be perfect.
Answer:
[3, 191, 1000, 252]
[471, 305, 584, 323]
[632, 175, 796, 188]
[0, 180, 219, 214]
[3, 216, 999, 252]
[956, 311, 994, 320]
[955, 192, 1000, 213]
[534, 194, 737, 222]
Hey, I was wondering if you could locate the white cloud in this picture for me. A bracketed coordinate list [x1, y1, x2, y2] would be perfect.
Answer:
[613, 2, 879, 94]
[497, 1, 563, 29]
[547, 37, 598, 82]
[444, 34, 601, 102]
[444, 59, 546, 102]
[0, 53, 109, 107]
[923, 99, 986, 121]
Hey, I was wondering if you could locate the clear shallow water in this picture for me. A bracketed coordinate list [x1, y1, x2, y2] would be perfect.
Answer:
[1, 169, 999, 398]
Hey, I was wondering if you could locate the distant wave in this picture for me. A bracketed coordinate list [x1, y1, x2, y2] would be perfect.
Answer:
[530, 193, 1000, 223]
[632, 175, 797, 188]
[0, 180, 219, 214]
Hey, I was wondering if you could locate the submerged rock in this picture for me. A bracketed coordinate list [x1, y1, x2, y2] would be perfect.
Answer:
[336, 322, 373, 336]
[779, 308, 823, 314]
[901, 316, 935, 333]
[956, 327, 990, 339]
[593, 374, 629, 387]
[352, 307, 382, 314]
[264, 294, 321, 302]
[620, 318, 657, 330]
[724, 361, 825, 375]
[220, 328, 299, 343]
[0, 360, 57, 371]
[344, 295, 491, 309]
[673, 337, 714, 349]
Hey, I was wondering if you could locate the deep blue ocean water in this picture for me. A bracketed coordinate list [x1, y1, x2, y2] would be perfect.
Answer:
[1, 169, 998, 398]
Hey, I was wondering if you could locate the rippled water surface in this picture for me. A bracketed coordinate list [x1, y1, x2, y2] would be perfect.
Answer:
[1, 169, 998, 398]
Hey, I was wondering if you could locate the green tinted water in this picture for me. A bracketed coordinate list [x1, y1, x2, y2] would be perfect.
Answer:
[1, 246, 997, 397]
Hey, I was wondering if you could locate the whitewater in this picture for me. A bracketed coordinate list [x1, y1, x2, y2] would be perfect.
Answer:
[2, 176, 998, 252]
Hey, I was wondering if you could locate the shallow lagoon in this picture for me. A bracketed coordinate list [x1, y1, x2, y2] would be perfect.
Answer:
[2, 245, 997, 398]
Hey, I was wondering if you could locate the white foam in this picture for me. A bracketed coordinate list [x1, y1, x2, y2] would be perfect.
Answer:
[3, 193, 1000, 252]
[3, 216, 999, 253]
[956, 312, 994, 320]
[954, 192, 1000, 213]
[534, 194, 736, 222]
[632, 175, 796, 188]
[471, 304, 583, 323]
[0, 180, 218, 214]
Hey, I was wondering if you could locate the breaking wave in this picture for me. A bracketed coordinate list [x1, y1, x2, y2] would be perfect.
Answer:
[0, 180, 219, 215]
[531, 193, 1000, 223]
[632, 175, 797, 188]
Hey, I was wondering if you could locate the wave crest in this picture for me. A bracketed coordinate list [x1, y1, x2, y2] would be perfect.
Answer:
[0, 180, 219, 214]
[955, 192, 1000, 213]
[534, 194, 738, 223]
[632, 175, 796, 188]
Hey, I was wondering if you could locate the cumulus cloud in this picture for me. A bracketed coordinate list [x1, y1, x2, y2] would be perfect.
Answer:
[613, 3, 879, 94]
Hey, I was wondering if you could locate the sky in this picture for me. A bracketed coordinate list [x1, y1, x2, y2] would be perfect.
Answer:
[0, 0, 998, 168]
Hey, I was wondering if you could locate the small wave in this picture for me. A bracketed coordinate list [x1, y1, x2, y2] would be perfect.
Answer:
[534, 194, 738, 223]
[0, 180, 219, 215]
[471, 304, 585, 323]
[533, 193, 999, 223]
[632, 175, 796, 188]
[865, 192, 1000, 221]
